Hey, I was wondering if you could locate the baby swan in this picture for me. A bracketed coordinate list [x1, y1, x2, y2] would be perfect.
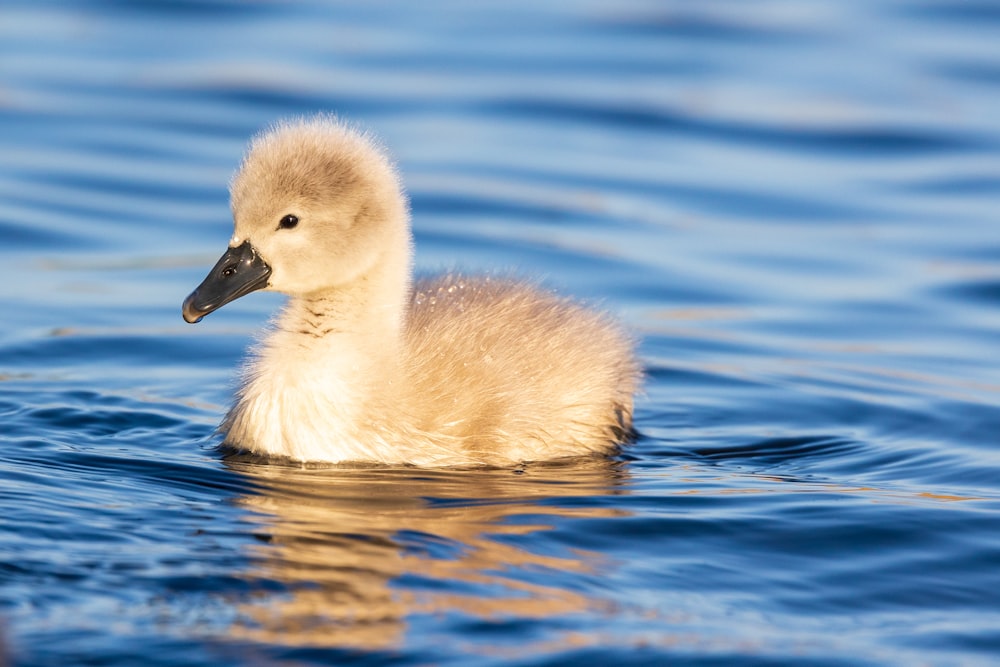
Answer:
[183, 116, 640, 467]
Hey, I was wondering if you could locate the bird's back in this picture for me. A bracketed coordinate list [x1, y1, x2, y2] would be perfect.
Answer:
[402, 274, 640, 465]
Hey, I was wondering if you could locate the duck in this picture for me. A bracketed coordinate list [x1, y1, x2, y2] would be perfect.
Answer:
[182, 115, 640, 467]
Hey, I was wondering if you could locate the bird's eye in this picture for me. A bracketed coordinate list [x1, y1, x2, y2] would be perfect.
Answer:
[278, 214, 299, 230]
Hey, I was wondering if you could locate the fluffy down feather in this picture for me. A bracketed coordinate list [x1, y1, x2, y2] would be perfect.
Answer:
[188, 115, 640, 466]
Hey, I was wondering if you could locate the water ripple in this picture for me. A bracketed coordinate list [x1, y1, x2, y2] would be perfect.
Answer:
[485, 98, 985, 156]
[2, 0, 1000, 665]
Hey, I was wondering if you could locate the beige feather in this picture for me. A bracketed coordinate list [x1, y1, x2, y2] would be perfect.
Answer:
[206, 115, 640, 466]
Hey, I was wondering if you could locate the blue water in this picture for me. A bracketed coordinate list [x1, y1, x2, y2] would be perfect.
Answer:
[2, 1, 1000, 665]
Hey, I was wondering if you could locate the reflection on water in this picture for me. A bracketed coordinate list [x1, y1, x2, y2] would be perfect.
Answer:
[215, 456, 998, 661]
[223, 458, 629, 650]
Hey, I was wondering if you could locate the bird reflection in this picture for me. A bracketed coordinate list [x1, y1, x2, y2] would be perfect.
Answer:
[222, 456, 631, 649]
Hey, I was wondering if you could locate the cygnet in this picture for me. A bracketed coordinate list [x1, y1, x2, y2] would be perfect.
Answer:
[182, 116, 640, 467]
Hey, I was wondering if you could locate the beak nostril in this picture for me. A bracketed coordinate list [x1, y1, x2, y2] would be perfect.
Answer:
[182, 240, 271, 323]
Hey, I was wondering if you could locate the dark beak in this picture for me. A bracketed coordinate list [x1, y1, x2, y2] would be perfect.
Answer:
[182, 240, 272, 323]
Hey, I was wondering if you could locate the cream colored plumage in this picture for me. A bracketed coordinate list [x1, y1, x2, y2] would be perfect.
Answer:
[183, 115, 640, 467]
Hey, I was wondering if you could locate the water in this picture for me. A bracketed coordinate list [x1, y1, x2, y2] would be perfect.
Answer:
[2, 1, 1000, 664]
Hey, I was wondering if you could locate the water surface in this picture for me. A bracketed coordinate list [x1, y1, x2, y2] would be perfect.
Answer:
[2, 1, 1000, 665]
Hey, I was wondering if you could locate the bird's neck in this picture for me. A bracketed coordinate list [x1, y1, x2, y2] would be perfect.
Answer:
[265, 231, 412, 372]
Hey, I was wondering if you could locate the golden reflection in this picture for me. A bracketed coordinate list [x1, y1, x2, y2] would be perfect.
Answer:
[221, 457, 630, 649]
